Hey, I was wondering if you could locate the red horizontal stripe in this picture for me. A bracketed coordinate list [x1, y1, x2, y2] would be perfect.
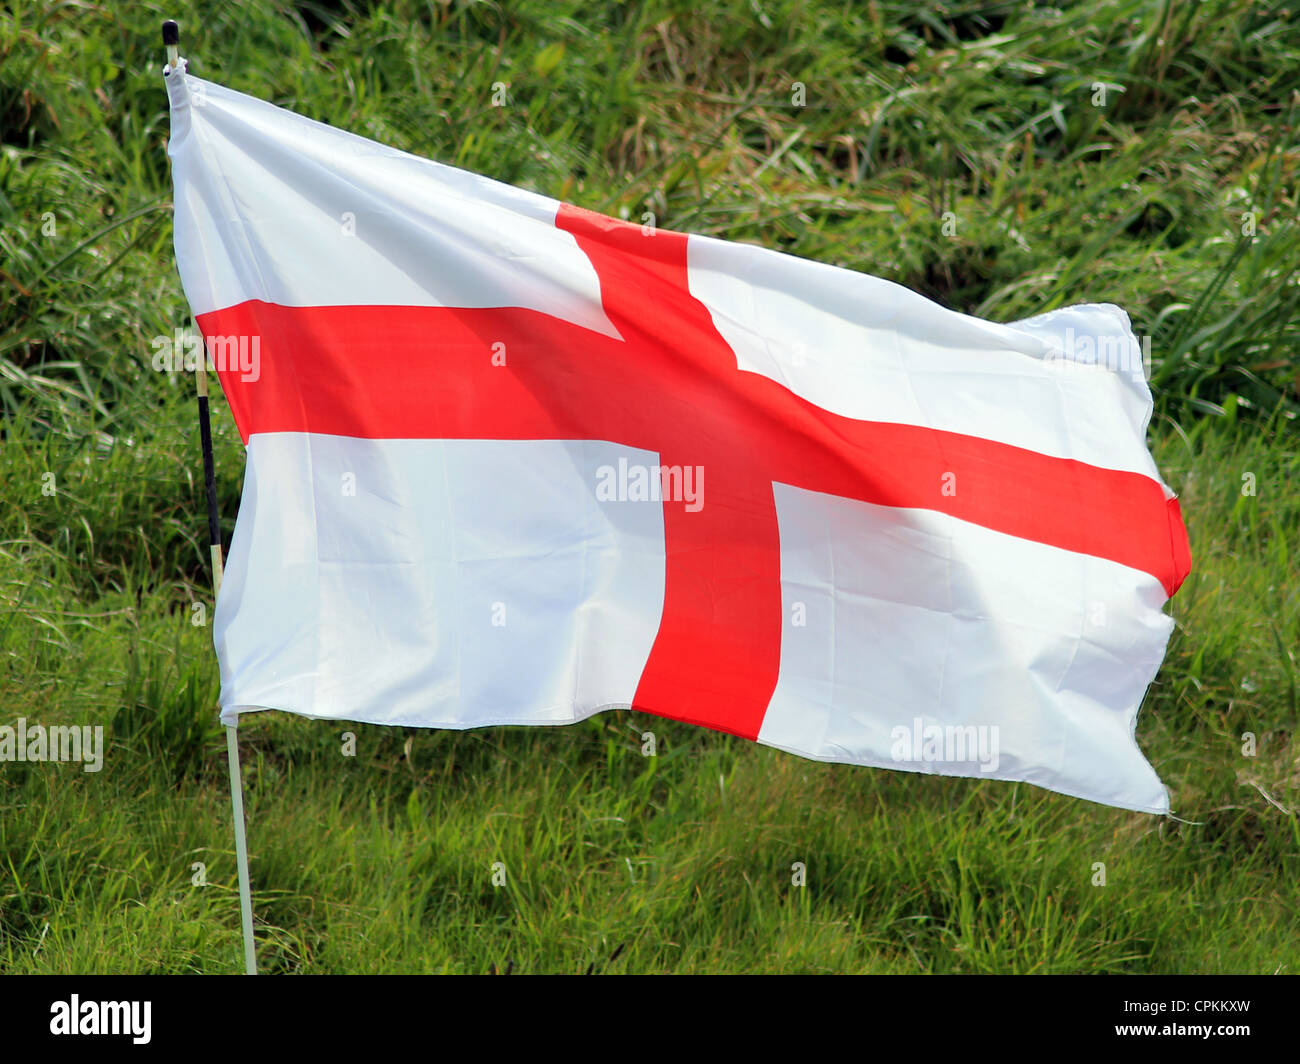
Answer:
[197, 299, 1190, 600]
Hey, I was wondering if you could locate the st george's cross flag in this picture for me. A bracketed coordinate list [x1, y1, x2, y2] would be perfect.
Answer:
[165, 62, 1191, 814]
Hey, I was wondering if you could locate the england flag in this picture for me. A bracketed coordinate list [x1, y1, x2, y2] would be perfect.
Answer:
[166, 62, 1191, 813]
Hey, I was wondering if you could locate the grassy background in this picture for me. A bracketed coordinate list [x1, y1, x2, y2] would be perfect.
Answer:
[1, 0, 1296, 973]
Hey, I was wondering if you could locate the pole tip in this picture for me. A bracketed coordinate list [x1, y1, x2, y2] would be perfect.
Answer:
[162, 20, 180, 46]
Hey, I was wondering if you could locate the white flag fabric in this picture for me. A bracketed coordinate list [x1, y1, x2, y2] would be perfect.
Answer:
[166, 62, 1191, 813]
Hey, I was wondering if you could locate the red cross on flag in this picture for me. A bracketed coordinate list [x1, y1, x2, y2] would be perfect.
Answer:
[166, 64, 1190, 813]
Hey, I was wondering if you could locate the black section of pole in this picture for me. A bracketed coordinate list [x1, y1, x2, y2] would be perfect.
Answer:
[197, 391, 222, 554]
[163, 20, 180, 69]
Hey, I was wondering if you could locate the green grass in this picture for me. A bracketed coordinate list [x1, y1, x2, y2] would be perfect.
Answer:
[1, 0, 1296, 973]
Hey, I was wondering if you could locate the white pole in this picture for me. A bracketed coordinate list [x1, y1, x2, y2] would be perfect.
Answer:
[226, 722, 258, 975]
[164, 17, 257, 975]
[210, 510, 256, 975]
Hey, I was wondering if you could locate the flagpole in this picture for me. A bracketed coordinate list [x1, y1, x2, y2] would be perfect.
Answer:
[164, 18, 258, 976]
